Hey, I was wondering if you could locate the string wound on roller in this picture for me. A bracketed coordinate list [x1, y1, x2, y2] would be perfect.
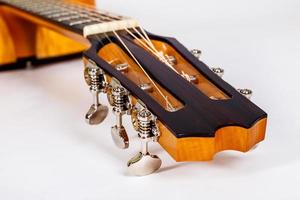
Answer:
[84, 59, 109, 125]
[127, 109, 161, 176]
[110, 84, 131, 149]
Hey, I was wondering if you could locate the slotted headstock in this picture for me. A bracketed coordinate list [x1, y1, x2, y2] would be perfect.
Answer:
[83, 29, 267, 171]
[0, 0, 267, 176]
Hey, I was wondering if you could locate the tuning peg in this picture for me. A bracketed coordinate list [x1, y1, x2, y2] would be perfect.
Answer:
[190, 49, 202, 59]
[128, 109, 162, 176]
[110, 86, 131, 149]
[84, 60, 109, 125]
[237, 88, 253, 99]
[85, 104, 109, 125]
[211, 67, 224, 78]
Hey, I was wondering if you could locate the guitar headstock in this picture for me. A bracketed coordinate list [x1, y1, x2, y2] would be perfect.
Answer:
[82, 28, 267, 176]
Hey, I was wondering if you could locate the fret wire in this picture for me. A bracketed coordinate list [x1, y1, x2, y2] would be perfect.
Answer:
[62, 1, 120, 21]
[69, 19, 93, 26]
[54, 2, 121, 21]
[57, 15, 81, 22]
[48, 11, 77, 19]
[2, 0, 129, 33]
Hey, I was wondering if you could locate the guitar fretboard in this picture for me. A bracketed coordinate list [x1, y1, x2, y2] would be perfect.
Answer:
[0, 0, 139, 36]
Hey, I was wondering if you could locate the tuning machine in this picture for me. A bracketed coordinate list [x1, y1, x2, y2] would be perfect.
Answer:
[190, 49, 202, 59]
[128, 103, 161, 176]
[237, 88, 253, 99]
[107, 78, 132, 149]
[84, 59, 109, 125]
[211, 67, 225, 78]
[190, 49, 225, 78]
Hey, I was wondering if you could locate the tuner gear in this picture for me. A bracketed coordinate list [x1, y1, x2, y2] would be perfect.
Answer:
[111, 86, 130, 149]
[128, 109, 161, 176]
[84, 60, 109, 125]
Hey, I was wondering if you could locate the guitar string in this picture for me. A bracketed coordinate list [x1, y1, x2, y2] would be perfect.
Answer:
[124, 28, 179, 73]
[93, 31, 174, 110]
[8, 0, 176, 109]
[112, 30, 174, 110]
[128, 27, 191, 82]
[58, 0, 185, 79]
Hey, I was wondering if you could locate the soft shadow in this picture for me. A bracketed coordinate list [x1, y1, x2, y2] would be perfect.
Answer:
[158, 163, 186, 173]
[18, 63, 128, 163]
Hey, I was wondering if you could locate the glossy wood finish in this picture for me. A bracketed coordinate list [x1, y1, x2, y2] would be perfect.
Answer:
[159, 118, 267, 161]
[92, 38, 268, 161]
[36, 27, 86, 59]
[87, 35, 267, 138]
[0, 0, 268, 162]
[35, 0, 93, 59]
[137, 39, 229, 100]
[98, 43, 183, 111]
[0, 9, 16, 64]
[0, 0, 94, 66]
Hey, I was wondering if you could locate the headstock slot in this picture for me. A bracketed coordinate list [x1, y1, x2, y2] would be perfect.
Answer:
[134, 39, 230, 100]
[85, 32, 267, 138]
[97, 42, 184, 112]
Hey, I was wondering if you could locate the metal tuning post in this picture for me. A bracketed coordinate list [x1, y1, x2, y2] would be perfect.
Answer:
[84, 60, 109, 125]
[128, 108, 162, 176]
[237, 88, 253, 99]
[190, 49, 202, 59]
[110, 82, 131, 149]
[211, 67, 225, 78]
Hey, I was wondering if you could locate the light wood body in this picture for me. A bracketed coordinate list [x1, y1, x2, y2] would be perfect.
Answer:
[0, 0, 94, 66]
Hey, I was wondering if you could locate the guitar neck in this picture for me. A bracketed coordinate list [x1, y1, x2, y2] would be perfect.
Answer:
[0, 0, 138, 40]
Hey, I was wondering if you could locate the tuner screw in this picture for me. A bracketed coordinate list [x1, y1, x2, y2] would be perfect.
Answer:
[237, 88, 253, 99]
[190, 49, 202, 59]
[211, 67, 225, 78]
[84, 60, 109, 125]
[111, 86, 131, 149]
[128, 109, 161, 176]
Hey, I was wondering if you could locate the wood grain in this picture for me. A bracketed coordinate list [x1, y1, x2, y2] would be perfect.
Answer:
[98, 43, 183, 111]
[35, 0, 94, 59]
[0, 0, 94, 66]
[97, 42, 267, 161]
[35, 27, 86, 59]
[159, 118, 267, 161]
[0, 10, 16, 65]
[0, 8, 37, 59]
[137, 39, 229, 100]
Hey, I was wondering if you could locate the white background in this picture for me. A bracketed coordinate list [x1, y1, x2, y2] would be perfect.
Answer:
[0, 0, 300, 199]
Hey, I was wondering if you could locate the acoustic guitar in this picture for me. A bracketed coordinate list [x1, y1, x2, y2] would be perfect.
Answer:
[0, 0, 267, 176]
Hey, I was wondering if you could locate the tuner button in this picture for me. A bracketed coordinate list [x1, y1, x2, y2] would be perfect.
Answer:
[85, 104, 109, 125]
[211, 67, 225, 78]
[190, 49, 202, 59]
[127, 109, 162, 176]
[111, 124, 129, 149]
[237, 88, 253, 99]
[127, 152, 162, 176]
